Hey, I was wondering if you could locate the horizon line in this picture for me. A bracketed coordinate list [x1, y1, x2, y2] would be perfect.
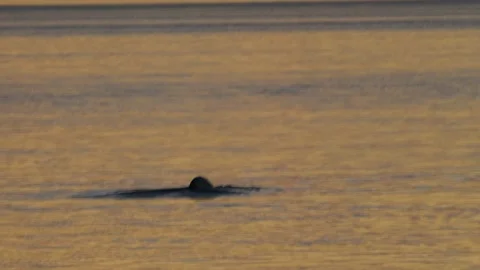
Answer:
[1, 0, 477, 9]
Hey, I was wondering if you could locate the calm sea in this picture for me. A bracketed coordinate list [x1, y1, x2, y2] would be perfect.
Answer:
[0, 1, 479, 269]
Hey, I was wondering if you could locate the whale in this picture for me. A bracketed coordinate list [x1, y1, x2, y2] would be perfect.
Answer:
[77, 176, 268, 199]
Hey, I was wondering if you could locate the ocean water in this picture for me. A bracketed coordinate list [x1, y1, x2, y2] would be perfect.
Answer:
[0, 1, 479, 269]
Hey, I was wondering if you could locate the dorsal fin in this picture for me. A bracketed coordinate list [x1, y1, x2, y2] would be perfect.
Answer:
[189, 176, 214, 191]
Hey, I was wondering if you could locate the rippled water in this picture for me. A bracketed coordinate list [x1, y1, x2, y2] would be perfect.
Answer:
[1, 1, 479, 269]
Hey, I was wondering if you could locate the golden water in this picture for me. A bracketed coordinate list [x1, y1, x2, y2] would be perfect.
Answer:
[0, 5, 479, 269]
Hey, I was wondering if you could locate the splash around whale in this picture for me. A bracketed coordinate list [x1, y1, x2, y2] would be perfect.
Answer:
[74, 176, 277, 199]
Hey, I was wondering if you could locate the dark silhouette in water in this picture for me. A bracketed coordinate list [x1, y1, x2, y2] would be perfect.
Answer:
[189, 176, 215, 190]
[81, 176, 268, 199]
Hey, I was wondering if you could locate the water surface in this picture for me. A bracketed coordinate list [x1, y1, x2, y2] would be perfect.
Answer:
[0, 1, 479, 269]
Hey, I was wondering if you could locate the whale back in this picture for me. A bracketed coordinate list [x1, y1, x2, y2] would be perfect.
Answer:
[189, 176, 214, 191]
